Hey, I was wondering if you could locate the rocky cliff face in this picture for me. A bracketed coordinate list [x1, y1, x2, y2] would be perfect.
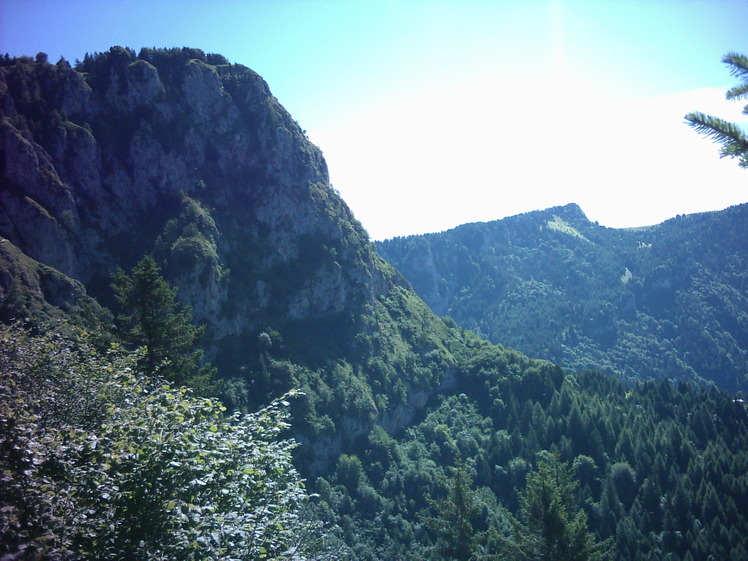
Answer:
[0, 47, 382, 333]
[0, 47, 475, 470]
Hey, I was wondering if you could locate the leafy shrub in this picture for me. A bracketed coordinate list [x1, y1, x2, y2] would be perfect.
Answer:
[0, 323, 321, 560]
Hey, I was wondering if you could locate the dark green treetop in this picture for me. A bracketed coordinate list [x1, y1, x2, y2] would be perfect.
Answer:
[423, 461, 482, 560]
[506, 453, 613, 561]
[111, 254, 216, 393]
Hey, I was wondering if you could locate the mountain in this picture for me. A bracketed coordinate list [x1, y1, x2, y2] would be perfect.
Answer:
[2, 48, 748, 560]
[0, 46, 494, 471]
[377, 203, 748, 393]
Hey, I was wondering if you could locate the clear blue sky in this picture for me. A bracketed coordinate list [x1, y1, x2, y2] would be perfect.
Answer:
[2, 0, 748, 239]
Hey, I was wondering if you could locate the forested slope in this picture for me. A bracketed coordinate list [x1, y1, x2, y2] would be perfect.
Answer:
[2, 48, 748, 560]
[378, 202, 748, 393]
[316, 362, 748, 560]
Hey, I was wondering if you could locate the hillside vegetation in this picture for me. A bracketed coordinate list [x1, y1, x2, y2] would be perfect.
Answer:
[2, 48, 748, 560]
[378, 202, 748, 393]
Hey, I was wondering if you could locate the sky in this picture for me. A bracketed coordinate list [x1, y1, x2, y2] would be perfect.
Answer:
[2, 1, 748, 240]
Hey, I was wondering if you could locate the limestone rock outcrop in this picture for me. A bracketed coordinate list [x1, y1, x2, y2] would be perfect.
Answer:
[0, 47, 459, 470]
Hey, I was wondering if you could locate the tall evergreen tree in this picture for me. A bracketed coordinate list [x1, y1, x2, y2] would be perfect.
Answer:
[508, 454, 613, 561]
[111, 255, 216, 394]
[686, 52, 748, 167]
[424, 462, 482, 560]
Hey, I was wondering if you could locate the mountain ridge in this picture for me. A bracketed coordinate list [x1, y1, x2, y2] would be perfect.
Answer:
[377, 201, 748, 393]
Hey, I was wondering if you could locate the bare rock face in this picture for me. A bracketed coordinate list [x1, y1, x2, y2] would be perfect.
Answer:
[0, 47, 381, 334]
[0, 119, 81, 277]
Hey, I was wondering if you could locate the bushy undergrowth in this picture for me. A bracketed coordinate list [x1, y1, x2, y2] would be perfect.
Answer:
[0, 324, 331, 560]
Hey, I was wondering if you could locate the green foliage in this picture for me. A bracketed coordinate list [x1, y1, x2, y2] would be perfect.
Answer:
[111, 254, 216, 393]
[423, 462, 482, 560]
[154, 195, 226, 281]
[0, 51, 88, 153]
[76, 46, 137, 74]
[309, 368, 748, 560]
[137, 46, 211, 69]
[0, 323, 325, 560]
[503, 453, 612, 561]
[378, 203, 748, 393]
[686, 52, 748, 167]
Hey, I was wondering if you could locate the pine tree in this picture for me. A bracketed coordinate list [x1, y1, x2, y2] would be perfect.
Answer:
[424, 462, 481, 560]
[509, 454, 613, 561]
[111, 255, 216, 394]
[686, 52, 748, 167]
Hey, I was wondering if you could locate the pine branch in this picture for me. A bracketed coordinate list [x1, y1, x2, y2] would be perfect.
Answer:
[726, 82, 748, 101]
[688, 52, 748, 169]
[723, 52, 748, 80]
[685, 111, 748, 147]
[686, 111, 748, 167]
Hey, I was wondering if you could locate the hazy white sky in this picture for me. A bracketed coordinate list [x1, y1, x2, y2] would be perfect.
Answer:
[2, 0, 748, 239]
